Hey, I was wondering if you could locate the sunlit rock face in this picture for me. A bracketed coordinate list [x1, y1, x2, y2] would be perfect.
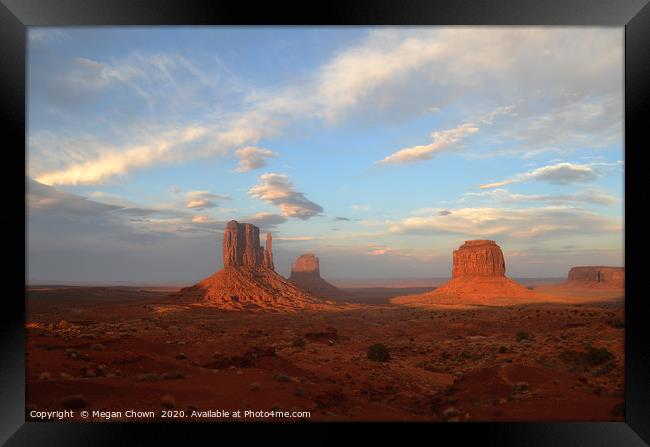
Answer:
[452, 240, 506, 278]
[222, 220, 273, 269]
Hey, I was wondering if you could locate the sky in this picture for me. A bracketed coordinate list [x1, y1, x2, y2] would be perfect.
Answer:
[26, 27, 624, 284]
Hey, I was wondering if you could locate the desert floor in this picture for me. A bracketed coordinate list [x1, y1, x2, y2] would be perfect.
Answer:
[25, 283, 624, 422]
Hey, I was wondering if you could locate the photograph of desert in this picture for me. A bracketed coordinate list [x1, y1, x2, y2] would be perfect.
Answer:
[26, 27, 624, 422]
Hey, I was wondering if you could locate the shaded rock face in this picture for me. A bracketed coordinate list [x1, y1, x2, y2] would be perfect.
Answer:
[291, 253, 320, 276]
[289, 253, 346, 300]
[223, 220, 273, 269]
[568, 266, 624, 284]
[452, 240, 506, 278]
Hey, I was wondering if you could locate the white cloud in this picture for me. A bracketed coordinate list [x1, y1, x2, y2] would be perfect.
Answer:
[480, 105, 516, 124]
[29, 28, 622, 185]
[234, 146, 277, 172]
[480, 162, 601, 189]
[239, 211, 287, 229]
[388, 206, 621, 241]
[185, 191, 230, 210]
[377, 122, 479, 165]
[461, 188, 617, 206]
[248, 173, 323, 220]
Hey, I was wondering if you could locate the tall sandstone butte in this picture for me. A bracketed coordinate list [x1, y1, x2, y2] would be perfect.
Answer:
[288, 253, 346, 299]
[452, 240, 506, 278]
[223, 220, 274, 269]
[171, 220, 324, 310]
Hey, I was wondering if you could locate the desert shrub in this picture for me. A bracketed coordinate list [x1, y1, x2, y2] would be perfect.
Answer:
[161, 394, 175, 409]
[292, 337, 306, 348]
[586, 347, 614, 366]
[498, 346, 509, 354]
[607, 319, 625, 328]
[161, 371, 185, 380]
[512, 382, 529, 394]
[559, 349, 585, 365]
[272, 373, 292, 382]
[516, 331, 530, 342]
[367, 343, 391, 362]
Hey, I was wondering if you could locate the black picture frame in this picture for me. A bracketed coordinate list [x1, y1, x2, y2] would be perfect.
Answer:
[2, 0, 649, 445]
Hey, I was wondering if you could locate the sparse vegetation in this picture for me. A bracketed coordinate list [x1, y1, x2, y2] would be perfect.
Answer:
[138, 373, 160, 382]
[161, 371, 185, 380]
[367, 343, 390, 362]
[516, 331, 530, 342]
[607, 319, 625, 328]
[586, 347, 614, 366]
[161, 394, 176, 409]
[272, 373, 292, 382]
[512, 382, 529, 394]
[559, 347, 614, 368]
[292, 337, 306, 348]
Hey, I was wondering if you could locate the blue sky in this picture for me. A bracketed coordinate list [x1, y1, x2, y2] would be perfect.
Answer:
[26, 27, 624, 283]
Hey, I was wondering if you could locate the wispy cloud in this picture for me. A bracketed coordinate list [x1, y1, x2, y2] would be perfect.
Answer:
[29, 28, 622, 185]
[480, 105, 516, 124]
[248, 173, 323, 220]
[461, 188, 617, 206]
[185, 191, 230, 210]
[233, 146, 277, 173]
[389, 206, 621, 241]
[480, 162, 603, 189]
[376, 123, 478, 165]
[239, 211, 287, 229]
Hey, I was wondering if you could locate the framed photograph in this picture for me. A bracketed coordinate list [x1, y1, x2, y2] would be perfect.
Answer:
[2, 0, 649, 444]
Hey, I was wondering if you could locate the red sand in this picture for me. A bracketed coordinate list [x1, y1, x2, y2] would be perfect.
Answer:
[25, 284, 624, 422]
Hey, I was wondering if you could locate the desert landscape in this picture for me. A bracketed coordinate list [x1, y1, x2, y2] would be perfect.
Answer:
[25, 221, 625, 422]
[26, 27, 625, 423]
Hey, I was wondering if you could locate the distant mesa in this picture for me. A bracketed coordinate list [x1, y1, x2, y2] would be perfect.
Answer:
[392, 240, 536, 306]
[568, 266, 624, 286]
[288, 253, 347, 300]
[171, 221, 328, 310]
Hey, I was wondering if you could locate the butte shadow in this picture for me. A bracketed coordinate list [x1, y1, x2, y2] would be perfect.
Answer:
[170, 221, 336, 310]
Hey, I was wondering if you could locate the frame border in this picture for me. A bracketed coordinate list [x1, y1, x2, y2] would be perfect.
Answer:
[2, 0, 649, 445]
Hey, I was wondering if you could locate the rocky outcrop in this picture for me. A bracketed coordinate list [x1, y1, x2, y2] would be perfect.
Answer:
[568, 266, 624, 284]
[393, 240, 535, 306]
[452, 240, 505, 278]
[172, 221, 330, 310]
[223, 220, 274, 269]
[288, 253, 346, 300]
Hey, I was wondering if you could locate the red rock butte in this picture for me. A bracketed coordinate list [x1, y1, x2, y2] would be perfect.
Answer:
[288, 253, 346, 300]
[171, 221, 327, 310]
[452, 240, 505, 278]
[568, 266, 624, 285]
[393, 240, 536, 306]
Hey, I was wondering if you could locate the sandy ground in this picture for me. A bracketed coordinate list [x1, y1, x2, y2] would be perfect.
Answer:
[25, 284, 624, 422]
